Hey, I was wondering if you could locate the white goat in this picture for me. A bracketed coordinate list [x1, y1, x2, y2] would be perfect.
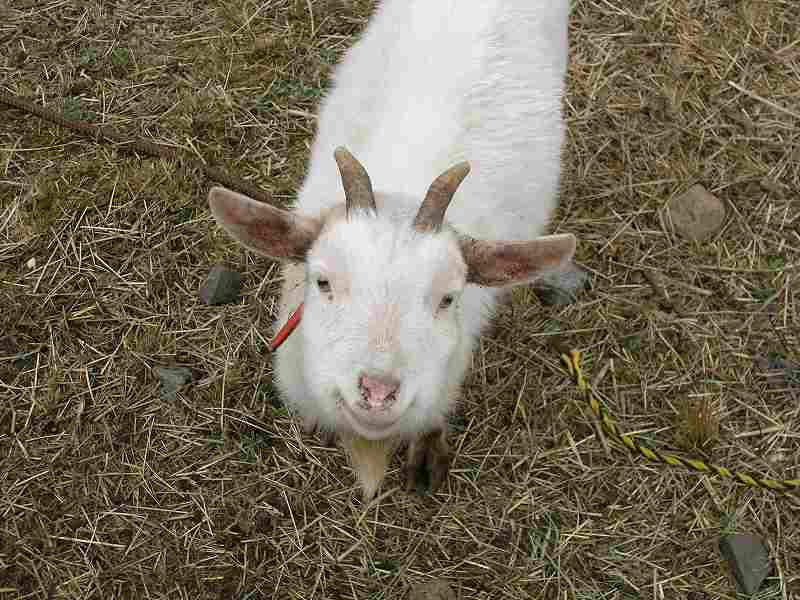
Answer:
[209, 0, 576, 500]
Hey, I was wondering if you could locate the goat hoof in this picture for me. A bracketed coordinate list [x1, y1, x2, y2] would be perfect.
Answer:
[403, 430, 450, 495]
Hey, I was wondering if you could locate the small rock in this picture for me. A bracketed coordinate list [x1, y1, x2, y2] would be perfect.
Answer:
[253, 510, 273, 532]
[0, 336, 37, 372]
[155, 366, 194, 400]
[533, 263, 592, 306]
[754, 355, 800, 389]
[719, 533, 772, 596]
[667, 184, 726, 241]
[199, 265, 242, 305]
[409, 579, 456, 600]
[14, 354, 36, 372]
[26, 257, 36, 269]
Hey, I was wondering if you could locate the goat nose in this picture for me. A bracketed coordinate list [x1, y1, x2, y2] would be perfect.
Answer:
[358, 373, 401, 409]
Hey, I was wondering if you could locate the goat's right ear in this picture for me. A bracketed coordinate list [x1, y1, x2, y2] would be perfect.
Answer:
[208, 187, 322, 262]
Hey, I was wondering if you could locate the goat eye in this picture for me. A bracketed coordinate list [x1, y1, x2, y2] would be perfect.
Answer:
[439, 294, 455, 310]
[317, 278, 331, 294]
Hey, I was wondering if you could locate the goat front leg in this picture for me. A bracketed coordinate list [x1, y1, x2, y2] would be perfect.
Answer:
[403, 428, 451, 495]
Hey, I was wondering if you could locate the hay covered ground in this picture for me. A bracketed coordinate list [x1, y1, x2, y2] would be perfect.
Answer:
[1, 0, 798, 598]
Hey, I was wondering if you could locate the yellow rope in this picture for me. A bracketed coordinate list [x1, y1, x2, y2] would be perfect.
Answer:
[560, 350, 800, 496]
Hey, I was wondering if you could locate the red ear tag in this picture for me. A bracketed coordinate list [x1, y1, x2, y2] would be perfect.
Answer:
[268, 303, 304, 352]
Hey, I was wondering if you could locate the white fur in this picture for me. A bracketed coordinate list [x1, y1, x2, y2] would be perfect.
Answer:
[298, 0, 569, 237]
[273, 0, 570, 443]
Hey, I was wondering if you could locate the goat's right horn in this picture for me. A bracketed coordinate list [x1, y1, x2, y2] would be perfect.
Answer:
[334, 146, 377, 219]
[413, 162, 471, 233]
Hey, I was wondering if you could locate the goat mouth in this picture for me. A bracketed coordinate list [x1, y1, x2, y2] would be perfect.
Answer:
[337, 394, 408, 440]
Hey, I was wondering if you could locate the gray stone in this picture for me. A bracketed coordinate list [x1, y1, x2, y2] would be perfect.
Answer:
[533, 263, 592, 306]
[409, 580, 456, 600]
[155, 366, 194, 400]
[755, 355, 800, 390]
[13, 354, 36, 372]
[719, 533, 772, 596]
[668, 184, 726, 241]
[199, 265, 242, 305]
[0, 335, 37, 372]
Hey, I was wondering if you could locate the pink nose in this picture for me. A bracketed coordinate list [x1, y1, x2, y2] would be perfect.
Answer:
[358, 373, 401, 410]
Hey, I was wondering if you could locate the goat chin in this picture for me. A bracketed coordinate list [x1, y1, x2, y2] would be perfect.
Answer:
[338, 433, 403, 501]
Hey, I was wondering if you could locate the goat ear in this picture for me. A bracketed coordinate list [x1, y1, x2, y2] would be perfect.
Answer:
[460, 233, 577, 287]
[208, 187, 322, 262]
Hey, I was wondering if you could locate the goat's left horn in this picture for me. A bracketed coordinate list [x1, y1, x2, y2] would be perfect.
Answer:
[334, 146, 377, 219]
[413, 162, 471, 233]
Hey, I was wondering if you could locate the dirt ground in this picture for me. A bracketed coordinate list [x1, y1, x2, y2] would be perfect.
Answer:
[1, 0, 798, 598]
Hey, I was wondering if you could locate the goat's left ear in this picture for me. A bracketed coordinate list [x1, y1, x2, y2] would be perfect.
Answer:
[208, 187, 322, 262]
[460, 233, 576, 287]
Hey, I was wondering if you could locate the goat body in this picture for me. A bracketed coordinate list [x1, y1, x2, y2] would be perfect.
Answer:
[209, 0, 574, 499]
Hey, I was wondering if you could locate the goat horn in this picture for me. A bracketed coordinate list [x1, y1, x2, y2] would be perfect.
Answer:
[334, 146, 377, 218]
[413, 162, 471, 233]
